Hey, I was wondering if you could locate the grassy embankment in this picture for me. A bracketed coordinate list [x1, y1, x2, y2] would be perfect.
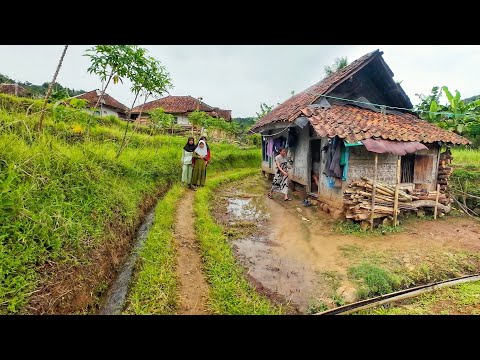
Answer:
[125, 169, 282, 314]
[0, 94, 260, 314]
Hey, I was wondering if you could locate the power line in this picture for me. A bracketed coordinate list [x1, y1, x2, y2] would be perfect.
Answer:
[306, 93, 475, 118]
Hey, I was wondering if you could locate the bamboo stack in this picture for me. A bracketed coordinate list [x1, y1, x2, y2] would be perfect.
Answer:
[437, 150, 453, 193]
[343, 177, 451, 223]
[343, 177, 418, 221]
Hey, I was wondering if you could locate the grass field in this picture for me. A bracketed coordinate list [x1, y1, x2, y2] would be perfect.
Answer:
[0, 94, 260, 314]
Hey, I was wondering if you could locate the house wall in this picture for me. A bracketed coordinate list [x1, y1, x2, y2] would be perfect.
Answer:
[86, 106, 120, 118]
[175, 114, 190, 125]
[290, 125, 311, 186]
[317, 141, 441, 208]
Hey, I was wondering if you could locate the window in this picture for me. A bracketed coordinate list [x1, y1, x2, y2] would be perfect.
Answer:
[173, 116, 178, 124]
[401, 154, 415, 183]
[103, 111, 107, 114]
[401, 154, 434, 184]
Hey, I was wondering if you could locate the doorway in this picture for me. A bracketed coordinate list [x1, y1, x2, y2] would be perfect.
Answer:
[310, 139, 322, 193]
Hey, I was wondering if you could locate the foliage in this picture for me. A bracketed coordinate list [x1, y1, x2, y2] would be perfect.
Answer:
[194, 169, 283, 314]
[0, 72, 86, 99]
[357, 280, 480, 315]
[255, 103, 274, 120]
[124, 185, 186, 314]
[348, 263, 403, 299]
[415, 86, 480, 143]
[0, 94, 260, 314]
[149, 107, 178, 134]
[324, 57, 349, 77]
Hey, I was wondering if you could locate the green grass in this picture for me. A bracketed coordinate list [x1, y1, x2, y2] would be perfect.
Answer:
[348, 263, 403, 299]
[0, 94, 261, 314]
[123, 184, 185, 314]
[356, 280, 480, 315]
[452, 148, 480, 166]
[194, 169, 284, 314]
[333, 221, 403, 237]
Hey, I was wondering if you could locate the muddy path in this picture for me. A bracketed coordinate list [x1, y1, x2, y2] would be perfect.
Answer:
[173, 191, 209, 314]
[212, 174, 480, 314]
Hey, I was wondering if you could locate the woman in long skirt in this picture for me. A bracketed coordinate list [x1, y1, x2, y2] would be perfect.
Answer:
[181, 137, 196, 187]
[191, 140, 208, 190]
[268, 147, 292, 201]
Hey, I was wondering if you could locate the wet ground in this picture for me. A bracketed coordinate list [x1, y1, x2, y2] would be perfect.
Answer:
[212, 174, 480, 314]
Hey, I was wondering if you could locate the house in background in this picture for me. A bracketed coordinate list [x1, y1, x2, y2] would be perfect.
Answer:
[130, 95, 232, 126]
[74, 90, 129, 118]
[251, 49, 469, 212]
[0, 83, 28, 97]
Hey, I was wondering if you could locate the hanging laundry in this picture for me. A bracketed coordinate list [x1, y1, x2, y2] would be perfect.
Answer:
[266, 138, 274, 156]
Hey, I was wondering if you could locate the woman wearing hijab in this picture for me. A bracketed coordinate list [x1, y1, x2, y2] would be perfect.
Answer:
[198, 136, 211, 166]
[191, 140, 208, 190]
[181, 137, 196, 187]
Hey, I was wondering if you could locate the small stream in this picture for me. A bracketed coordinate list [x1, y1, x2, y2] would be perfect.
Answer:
[99, 207, 156, 315]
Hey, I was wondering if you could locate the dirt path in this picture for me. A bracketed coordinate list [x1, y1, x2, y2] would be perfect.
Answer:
[212, 175, 480, 314]
[174, 191, 209, 314]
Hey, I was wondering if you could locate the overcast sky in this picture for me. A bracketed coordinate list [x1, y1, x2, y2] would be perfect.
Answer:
[0, 45, 479, 117]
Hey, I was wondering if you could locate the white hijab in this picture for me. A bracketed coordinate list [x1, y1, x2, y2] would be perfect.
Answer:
[195, 140, 208, 157]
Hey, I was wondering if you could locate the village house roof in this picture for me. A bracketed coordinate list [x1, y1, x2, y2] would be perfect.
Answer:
[252, 50, 390, 130]
[301, 104, 470, 145]
[75, 90, 129, 112]
[251, 50, 470, 146]
[0, 83, 28, 97]
[131, 95, 232, 120]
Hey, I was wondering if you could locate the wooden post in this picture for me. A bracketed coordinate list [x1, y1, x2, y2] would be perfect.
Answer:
[393, 156, 401, 226]
[370, 153, 378, 231]
[434, 184, 441, 219]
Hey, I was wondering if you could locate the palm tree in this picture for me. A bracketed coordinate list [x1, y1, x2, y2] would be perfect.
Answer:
[324, 57, 349, 77]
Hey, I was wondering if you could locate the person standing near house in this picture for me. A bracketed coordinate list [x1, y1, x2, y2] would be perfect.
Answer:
[181, 137, 196, 187]
[191, 140, 208, 190]
[268, 147, 292, 201]
[198, 136, 211, 166]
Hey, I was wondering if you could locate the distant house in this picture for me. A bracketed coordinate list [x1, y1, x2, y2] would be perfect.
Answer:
[0, 83, 28, 97]
[74, 90, 129, 118]
[251, 49, 469, 212]
[130, 95, 232, 126]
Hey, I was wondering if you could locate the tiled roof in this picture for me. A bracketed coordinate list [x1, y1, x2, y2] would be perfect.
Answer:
[131, 95, 214, 114]
[75, 90, 128, 112]
[212, 108, 232, 121]
[0, 83, 28, 97]
[301, 104, 470, 145]
[251, 50, 380, 130]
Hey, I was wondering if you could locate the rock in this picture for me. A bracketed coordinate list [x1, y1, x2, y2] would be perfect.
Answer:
[332, 209, 343, 220]
[382, 217, 393, 227]
[416, 210, 425, 218]
[296, 207, 302, 213]
[360, 221, 370, 231]
[337, 286, 357, 303]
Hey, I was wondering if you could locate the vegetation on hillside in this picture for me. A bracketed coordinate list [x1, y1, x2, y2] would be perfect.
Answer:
[0, 94, 260, 314]
[0, 72, 86, 98]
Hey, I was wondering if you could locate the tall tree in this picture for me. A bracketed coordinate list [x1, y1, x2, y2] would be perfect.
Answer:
[38, 45, 69, 132]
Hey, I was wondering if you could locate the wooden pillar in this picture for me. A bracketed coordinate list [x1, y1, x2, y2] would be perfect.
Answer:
[434, 184, 441, 219]
[393, 156, 401, 226]
[370, 153, 378, 231]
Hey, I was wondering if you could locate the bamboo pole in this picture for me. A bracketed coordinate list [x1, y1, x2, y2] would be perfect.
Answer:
[393, 156, 401, 226]
[434, 184, 441, 219]
[370, 153, 378, 231]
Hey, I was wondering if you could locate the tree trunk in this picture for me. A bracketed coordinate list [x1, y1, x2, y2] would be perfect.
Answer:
[116, 91, 140, 158]
[38, 45, 69, 132]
